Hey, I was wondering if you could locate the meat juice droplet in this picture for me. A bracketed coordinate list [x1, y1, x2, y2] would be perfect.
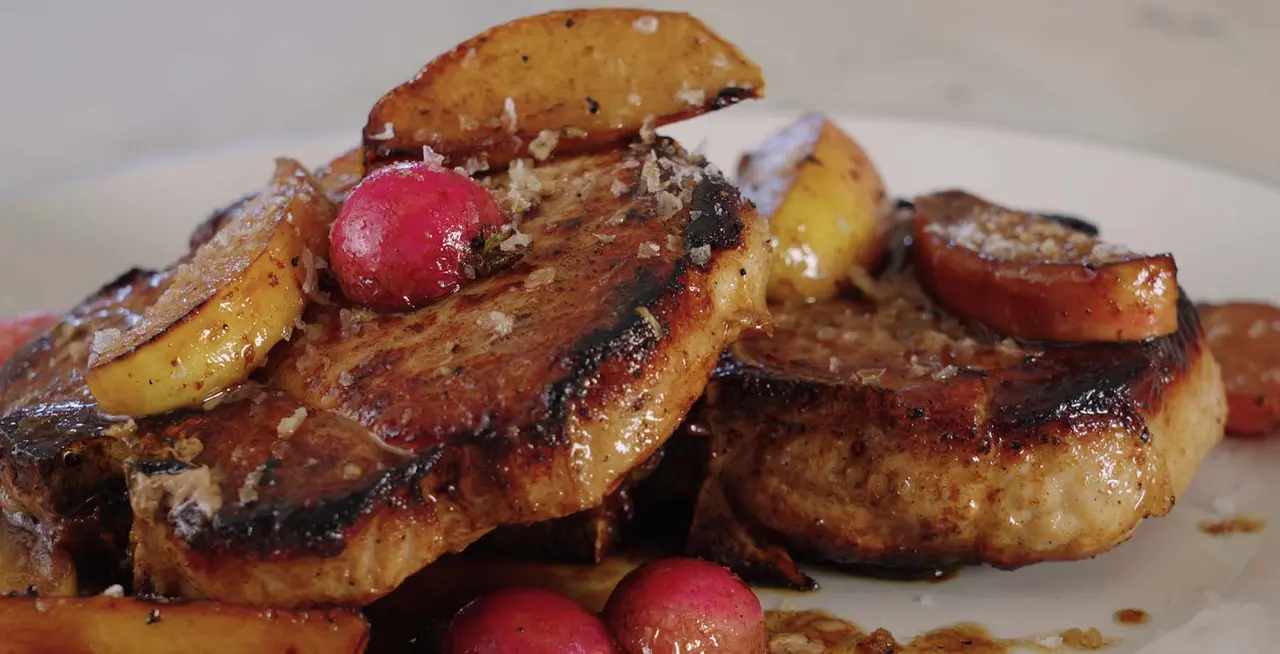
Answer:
[1113, 608, 1149, 626]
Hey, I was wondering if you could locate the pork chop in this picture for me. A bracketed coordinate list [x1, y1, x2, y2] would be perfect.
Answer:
[123, 140, 768, 606]
[688, 262, 1225, 588]
[0, 269, 171, 595]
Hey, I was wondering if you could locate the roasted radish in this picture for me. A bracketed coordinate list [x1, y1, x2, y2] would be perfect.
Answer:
[329, 160, 512, 311]
[442, 588, 620, 654]
[912, 191, 1177, 342]
[1199, 301, 1280, 436]
[603, 557, 766, 654]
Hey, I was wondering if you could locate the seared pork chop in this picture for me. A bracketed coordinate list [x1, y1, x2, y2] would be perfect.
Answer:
[122, 140, 768, 606]
[688, 268, 1226, 588]
[0, 269, 171, 594]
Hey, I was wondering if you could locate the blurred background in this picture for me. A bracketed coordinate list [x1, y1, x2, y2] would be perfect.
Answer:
[1, 0, 1278, 199]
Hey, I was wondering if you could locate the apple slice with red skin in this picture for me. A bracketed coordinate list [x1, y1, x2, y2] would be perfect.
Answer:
[911, 190, 1178, 343]
[1199, 301, 1280, 436]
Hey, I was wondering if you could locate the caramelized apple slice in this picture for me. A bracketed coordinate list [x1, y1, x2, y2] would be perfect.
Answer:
[0, 596, 368, 654]
[1199, 302, 1280, 436]
[363, 8, 763, 170]
[736, 113, 891, 303]
[912, 191, 1178, 342]
[87, 159, 335, 417]
[314, 147, 364, 204]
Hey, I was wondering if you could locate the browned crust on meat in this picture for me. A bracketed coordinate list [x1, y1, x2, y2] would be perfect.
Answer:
[690, 282, 1225, 586]
[125, 142, 770, 606]
[0, 269, 171, 594]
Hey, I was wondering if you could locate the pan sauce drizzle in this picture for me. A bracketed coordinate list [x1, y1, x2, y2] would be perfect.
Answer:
[1112, 609, 1149, 626]
[1197, 515, 1267, 536]
[766, 610, 1114, 653]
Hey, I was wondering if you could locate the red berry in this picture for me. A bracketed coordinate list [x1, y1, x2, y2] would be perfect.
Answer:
[603, 557, 766, 654]
[442, 587, 621, 654]
[330, 161, 509, 311]
[0, 311, 59, 367]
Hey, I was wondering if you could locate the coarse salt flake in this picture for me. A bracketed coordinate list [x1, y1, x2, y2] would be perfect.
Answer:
[657, 190, 683, 216]
[528, 129, 559, 161]
[104, 418, 137, 439]
[238, 469, 262, 505]
[173, 437, 203, 462]
[675, 87, 706, 106]
[637, 242, 661, 258]
[90, 328, 122, 359]
[641, 154, 662, 192]
[369, 122, 395, 140]
[632, 15, 659, 33]
[611, 179, 629, 197]
[277, 407, 307, 438]
[933, 365, 959, 380]
[524, 267, 557, 289]
[690, 244, 712, 267]
[502, 97, 518, 133]
[422, 145, 445, 166]
[640, 115, 657, 144]
[500, 230, 533, 252]
[478, 311, 514, 337]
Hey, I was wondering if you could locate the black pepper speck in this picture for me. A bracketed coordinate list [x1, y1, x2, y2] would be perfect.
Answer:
[585, 97, 600, 114]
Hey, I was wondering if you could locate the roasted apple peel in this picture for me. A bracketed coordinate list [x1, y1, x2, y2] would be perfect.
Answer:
[87, 159, 335, 417]
[911, 190, 1178, 342]
[1199, 301, 1280, 436]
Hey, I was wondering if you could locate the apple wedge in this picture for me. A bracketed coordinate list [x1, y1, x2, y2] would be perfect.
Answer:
[363, 8, 763, 170]
[1199, 301, 1280, 436]
[0, 596, 368, 654]
[315, 146, 364, 203]
[87, 159, 335, 417]
[912, 190, 1178, 342]
[736, 113, 891, 303]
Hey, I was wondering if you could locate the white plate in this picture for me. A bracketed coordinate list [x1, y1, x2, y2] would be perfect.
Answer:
[3, 113, 1280, 652]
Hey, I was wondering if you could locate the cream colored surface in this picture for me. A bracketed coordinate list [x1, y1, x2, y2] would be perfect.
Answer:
[1, 0, 1278, 200]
